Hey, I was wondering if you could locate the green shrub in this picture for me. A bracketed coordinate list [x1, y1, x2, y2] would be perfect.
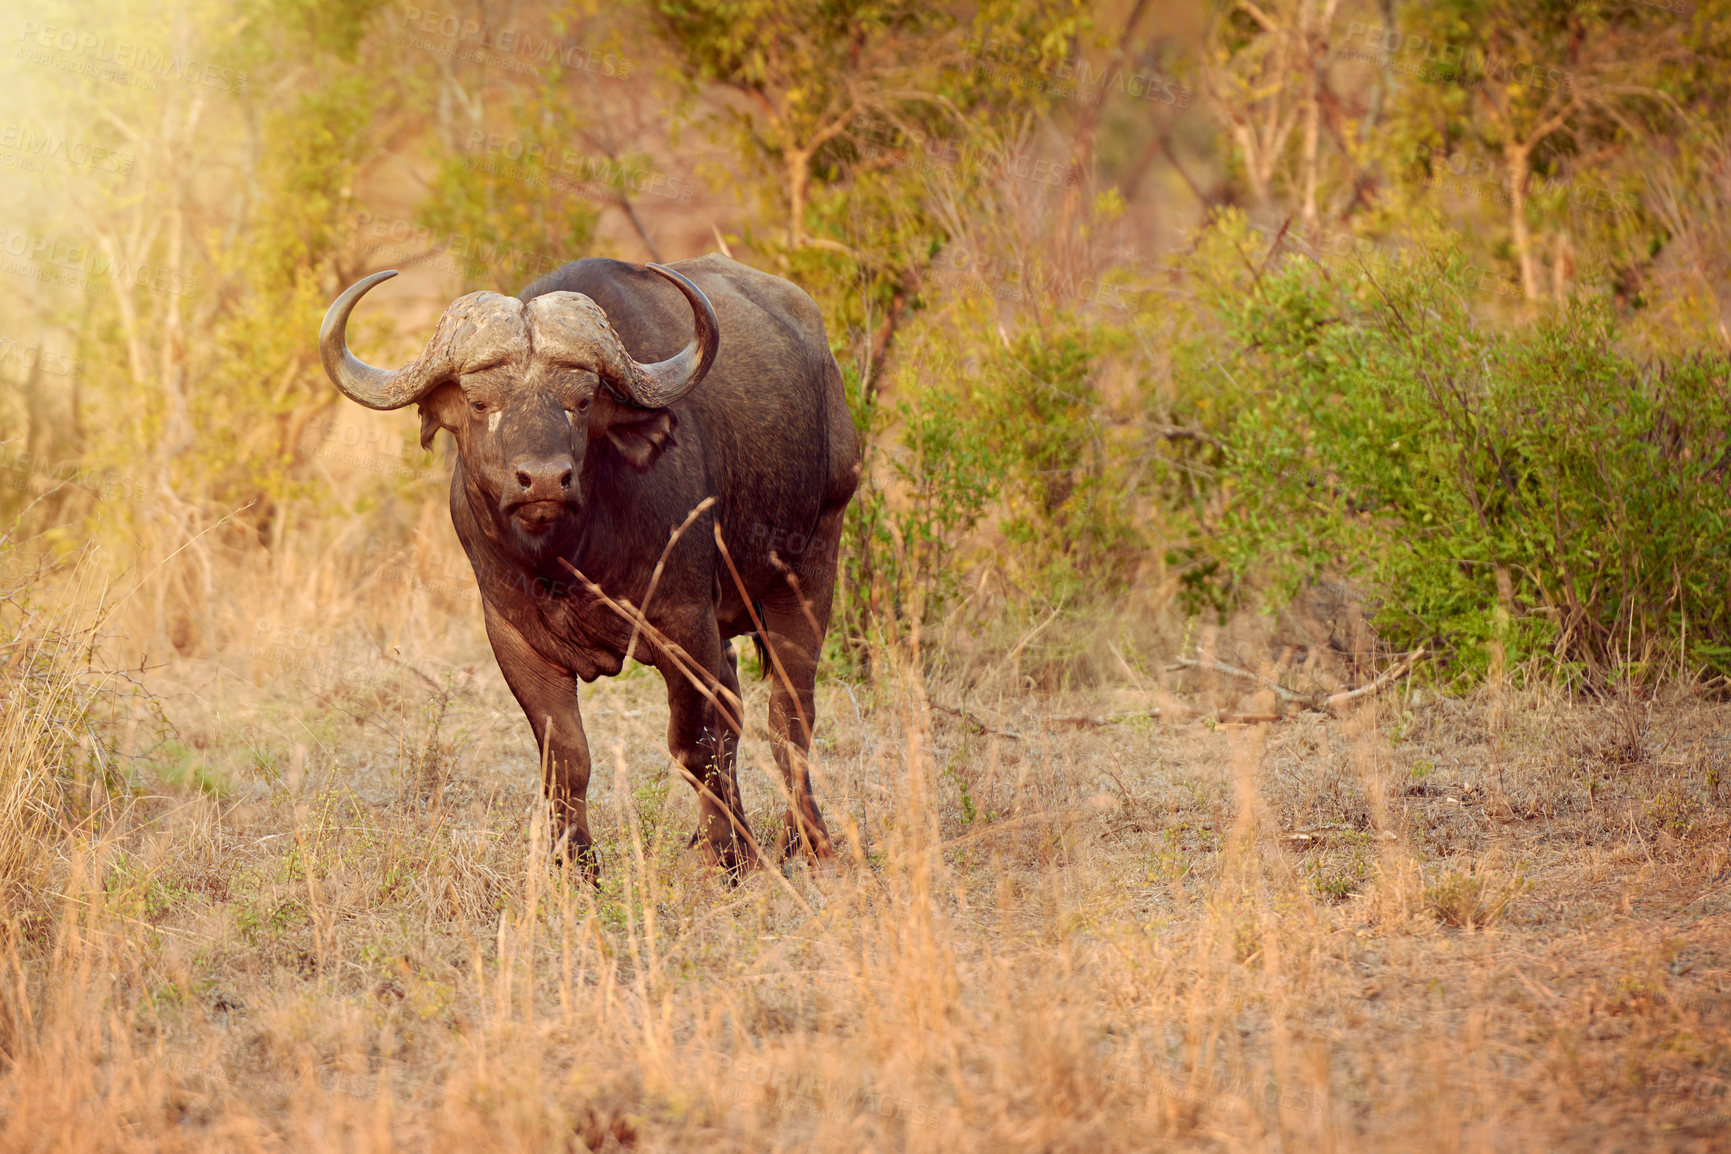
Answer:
[982, 321, 1145, 598]
[1187, 220, 1731, 687]
[833, 312, 1149, 668]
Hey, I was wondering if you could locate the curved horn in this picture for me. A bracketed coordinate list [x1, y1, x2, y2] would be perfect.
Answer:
[608, 263, 720, 409]
[319, 270, 448, 411]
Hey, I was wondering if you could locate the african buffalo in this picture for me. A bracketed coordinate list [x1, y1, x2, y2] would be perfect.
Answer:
[318, 255, 859, 878]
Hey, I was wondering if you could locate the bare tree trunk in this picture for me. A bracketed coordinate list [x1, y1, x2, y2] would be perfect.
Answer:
[1231, 120, 1276, 210]
[159, 141, 192, 472]
[157, 93, 203, 478]
[1504, 142, 1538, 300]
[93, 228, 151, 387]
[24, 348, 45, 482]
[614, 193, 662, 262]
[1056, 0, 1151, 263]
[1300, 71, 1320, 235]
[786, 146, 810, 249]
[1551, 232, 1575, 304]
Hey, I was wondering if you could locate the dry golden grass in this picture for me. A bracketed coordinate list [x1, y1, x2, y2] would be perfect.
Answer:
[2, 540, 1729, 1153]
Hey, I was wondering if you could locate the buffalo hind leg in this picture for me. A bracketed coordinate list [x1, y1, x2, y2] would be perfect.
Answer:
[661, 624, 758, 879]
[759, 601, 835, 862]
[484, 605, 598, 880]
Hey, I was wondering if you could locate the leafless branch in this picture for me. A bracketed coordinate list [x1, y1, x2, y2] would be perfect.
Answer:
[930, 701, 1022, 740]
[1323, 645, 1426, 712]
[1168, 646, 1427, 714]
[1152, 423, 1222, 449]
[1167, 656, 1307, 703]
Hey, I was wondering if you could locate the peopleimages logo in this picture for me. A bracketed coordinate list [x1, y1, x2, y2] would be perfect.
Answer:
[386, 5, 632, 80]
[0, 227, 203, 298]
[0, 336, 80, 379]
[464, 130, 695, 204]
[344, 210, 566, 279]
[1413, 145, 1639, 219]
[0, 123, 134, 176]
[965, 33, 1193, 107]
[931, 244, 1131, 310]
[16, 21, 250, 94]
[748, 521, 836, 558]
[1338, 22, 1572, 93]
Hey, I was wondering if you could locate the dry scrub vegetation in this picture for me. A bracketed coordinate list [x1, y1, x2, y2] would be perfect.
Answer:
[1, 545, 1728, 1153]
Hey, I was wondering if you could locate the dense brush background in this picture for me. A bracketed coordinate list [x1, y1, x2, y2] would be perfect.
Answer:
[1, 0, 1729, 1150]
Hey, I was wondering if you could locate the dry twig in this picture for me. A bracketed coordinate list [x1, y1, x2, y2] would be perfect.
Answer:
[1168, 647, 1427, 715]
[1322, 646, 1427, 712]
[1166, 656, 1307, 702]
[1048, 709, 1161, 728]
[930, 701, 1022, 740]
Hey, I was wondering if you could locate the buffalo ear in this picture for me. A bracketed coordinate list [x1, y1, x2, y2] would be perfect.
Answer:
[416, 382, 464, 450]
[605, 407, 679, 470]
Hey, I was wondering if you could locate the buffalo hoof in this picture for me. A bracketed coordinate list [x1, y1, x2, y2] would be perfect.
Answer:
[552, 825, 601, 886]
[776, 814, 836, 863]
[689, 825, 754, 883]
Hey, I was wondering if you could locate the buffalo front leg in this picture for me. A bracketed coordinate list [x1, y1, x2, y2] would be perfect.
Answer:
[659, 626, 757, 878]
[759, 602, 835, 862]
[484, 604, 597, 878]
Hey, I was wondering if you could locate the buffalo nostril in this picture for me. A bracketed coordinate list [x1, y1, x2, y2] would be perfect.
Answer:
[516, 470, 533, 490]
[559, 470, 573, 489]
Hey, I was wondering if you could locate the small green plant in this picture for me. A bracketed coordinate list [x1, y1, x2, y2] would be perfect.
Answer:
[632, 769, 674, 847]
[1643, 783, 1701, 838]
[1233, 921, 1262, 965]
[1309, 848, 1372, 902]
[1147, 831, 1194, 883]
[1425, 870, 1520, 928]
[1611, 972, 1662, 1016]
[1314, 873, 1359, 902]
[942, 755, 979, 825]
[399, 680, 466, 808]
[236, 899, 308, 947]
[882, 359, 1005, 621]
[1387, 711, 1417, 747]
[146, 741, 231, 799]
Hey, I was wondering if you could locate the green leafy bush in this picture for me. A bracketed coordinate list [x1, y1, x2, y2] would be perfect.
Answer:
[983, 321, 1144, 598]
[836, 314, 1146, 645]
[1189, 223, 1731, 686]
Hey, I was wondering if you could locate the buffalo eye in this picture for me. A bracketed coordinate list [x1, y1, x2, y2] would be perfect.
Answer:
[471, 400, 487, 413]
[577, 397, 591, 412]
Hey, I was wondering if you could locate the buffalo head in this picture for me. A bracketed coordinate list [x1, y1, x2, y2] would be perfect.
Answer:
[319, 265, 719, 556]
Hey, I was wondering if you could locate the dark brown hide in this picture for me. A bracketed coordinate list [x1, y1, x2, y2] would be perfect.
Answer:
[321, 255, 859, 878]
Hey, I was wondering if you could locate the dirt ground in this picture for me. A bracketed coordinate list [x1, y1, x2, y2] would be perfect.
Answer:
[2, 628, 1729, 1152]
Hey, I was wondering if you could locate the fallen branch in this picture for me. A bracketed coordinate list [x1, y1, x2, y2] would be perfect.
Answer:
[1048, 709, 1161, 729]
[1165, 657, 1306, 703]
[931, 702, 1022, 740]
[931, 702, 1163, 737]
[1323, 646, 1426, 712]
[1167, 647, 1427, 715]
[940, 806, 1090, 851]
